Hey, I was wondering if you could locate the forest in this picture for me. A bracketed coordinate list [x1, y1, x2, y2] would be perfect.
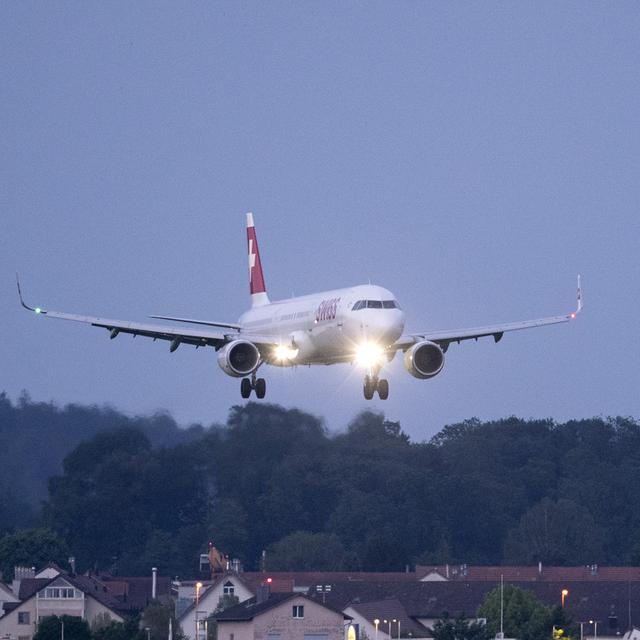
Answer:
[1, 392, 639, 577]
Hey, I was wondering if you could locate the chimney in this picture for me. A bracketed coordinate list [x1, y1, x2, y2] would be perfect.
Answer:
[256, 579, 271, 604]
[152, 567, 157, 600]
[230, 558, 243, 574]
[445, 564, 449, 579]
[538, 561, 542, 576]
[69, 557, 76, 576]
[12, 566, 35, 596]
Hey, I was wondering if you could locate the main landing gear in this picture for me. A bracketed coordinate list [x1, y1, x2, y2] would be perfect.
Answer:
[240, 372, 266, 399]
[363, 374, 389, 400]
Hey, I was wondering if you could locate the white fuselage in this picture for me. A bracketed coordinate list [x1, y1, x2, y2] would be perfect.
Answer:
[237, 284, 405, 365]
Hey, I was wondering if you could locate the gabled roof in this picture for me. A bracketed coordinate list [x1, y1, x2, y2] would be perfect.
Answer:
[14, 573, 126, 617]
[215, 593, 351, 623]
[347, 598, 431, 637]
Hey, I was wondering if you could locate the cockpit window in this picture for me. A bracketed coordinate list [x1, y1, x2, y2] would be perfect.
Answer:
[352, 299, 401, 310]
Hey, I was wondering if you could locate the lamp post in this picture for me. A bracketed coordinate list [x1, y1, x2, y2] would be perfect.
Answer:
[561, 589, 569, 607]
[195, 582, 203, 640]
[398, 620, 401, 640]
[589, 620, 598, 640]
[374, 619, 380, 640]
[145, 628, 150, 640]
[579, 622, 584, 640]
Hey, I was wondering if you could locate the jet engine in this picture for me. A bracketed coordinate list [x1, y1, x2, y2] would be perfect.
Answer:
[217, 340, 261, 377]
[404, 340, 445, 379]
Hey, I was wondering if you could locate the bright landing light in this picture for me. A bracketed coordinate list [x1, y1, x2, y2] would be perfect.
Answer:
[355, 342, 384, 368]
[273, 344, 299, 362]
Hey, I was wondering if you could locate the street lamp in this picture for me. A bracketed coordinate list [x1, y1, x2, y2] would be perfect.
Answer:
[398, 620, 401, 640]
[561, 589, 569, 607]
[145, 628, 151, 640]
[195, 582, 203, 640]
[374, 619, 380, 640]
[579, 622, 584, 640]
[589, 620, 598, 640]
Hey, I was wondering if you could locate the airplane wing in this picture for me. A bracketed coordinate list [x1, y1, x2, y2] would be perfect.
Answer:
[393, 276, 583, 352]
[17, 276, 233, 351]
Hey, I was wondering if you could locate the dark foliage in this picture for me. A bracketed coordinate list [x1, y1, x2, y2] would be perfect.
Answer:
[1, 393, 638, 575]
[34, 616, 91, 640]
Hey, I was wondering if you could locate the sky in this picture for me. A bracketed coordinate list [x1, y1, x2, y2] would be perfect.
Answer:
[2, 2, 638, 441]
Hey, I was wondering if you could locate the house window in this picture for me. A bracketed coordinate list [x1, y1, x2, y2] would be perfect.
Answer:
[292, 605, 304, 619]
[18, 612, 31, 625]
[223, 581, 235, 595]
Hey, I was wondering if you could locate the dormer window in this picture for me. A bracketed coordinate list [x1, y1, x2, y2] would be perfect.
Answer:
[292, 605, 304, 619]
[223, 581, 235, 595]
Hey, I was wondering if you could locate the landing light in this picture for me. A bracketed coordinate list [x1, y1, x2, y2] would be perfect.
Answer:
[355, 342, 384, 368]
[273, 344, 299, 362]
[35, 308, 42, 314]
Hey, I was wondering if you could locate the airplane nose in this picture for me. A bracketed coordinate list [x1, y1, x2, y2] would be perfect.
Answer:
[362, 310, 405, 344]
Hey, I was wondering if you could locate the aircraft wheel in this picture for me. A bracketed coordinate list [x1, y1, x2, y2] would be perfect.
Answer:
[240, 378, 252, 399]
[363, 376, 375, 400]
[378, 379, 389, 400]
[255, 378, 266, 399]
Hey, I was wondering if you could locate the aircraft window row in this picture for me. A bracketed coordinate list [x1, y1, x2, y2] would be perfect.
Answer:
[352, 300, 400, 310]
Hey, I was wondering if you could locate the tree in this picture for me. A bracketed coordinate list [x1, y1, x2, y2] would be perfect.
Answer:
[92, 619, 142, 640]
[0, 528, 69, 580]
[33, 616, 90, 640]
[503, 497, 604, 564]
[432, 614, 490, 640]
[265, 531, 347, 571]
[478, 585, 567, 640]
[140, 601, 183, 640]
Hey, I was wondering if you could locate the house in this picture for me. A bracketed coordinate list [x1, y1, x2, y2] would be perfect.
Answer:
[343, 598, 432, 639]
[177, 572, 260, 640]
[214, 592, 351, 640]
[0, 567, 125, 640]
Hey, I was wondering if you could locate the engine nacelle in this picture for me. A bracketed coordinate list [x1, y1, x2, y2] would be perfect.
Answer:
[404, 340, 445, 379]
[217, 340, 261, 378]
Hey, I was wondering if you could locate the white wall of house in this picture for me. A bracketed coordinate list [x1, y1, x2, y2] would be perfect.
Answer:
[0, 584, 122, 640]
[179, 576, 254, 640]
[217, 596, 346, 640]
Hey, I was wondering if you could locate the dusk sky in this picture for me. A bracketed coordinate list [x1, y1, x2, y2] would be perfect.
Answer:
[2, 2, 638, 440]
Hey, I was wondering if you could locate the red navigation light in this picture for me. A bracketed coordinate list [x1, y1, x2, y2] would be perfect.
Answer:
[266, 577, 273, 584]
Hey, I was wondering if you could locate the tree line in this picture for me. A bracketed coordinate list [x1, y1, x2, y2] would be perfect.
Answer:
[1, 393, 639, 577]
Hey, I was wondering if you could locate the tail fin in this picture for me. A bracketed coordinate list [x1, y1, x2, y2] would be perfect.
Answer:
[246, 212, 270, 307]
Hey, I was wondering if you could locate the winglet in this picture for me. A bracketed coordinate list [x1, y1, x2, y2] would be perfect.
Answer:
[16, 274, 45, 314]
[569, 274, 583, 319]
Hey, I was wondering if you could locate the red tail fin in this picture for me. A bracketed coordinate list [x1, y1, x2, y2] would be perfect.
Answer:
[246, 212, 270, 307]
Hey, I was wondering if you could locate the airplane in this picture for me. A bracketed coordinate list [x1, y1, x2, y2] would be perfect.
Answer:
[17, 212, 582, 400]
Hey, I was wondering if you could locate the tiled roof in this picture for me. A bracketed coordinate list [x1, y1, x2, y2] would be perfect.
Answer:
[215, 593, 350, 623]
[312, 580, 640, 632]
[241, 572, 416, 591]
[16, 574, 127, 617]
[348, 598, 432, 637]
[98, 575, 172, 611]
[416, 565, 640, 582]
[214, 593, 299, 621]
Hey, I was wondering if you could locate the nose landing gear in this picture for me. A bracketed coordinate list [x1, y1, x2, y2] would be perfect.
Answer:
[363, 371, 389, 400]
[240, 372, 266, 399]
